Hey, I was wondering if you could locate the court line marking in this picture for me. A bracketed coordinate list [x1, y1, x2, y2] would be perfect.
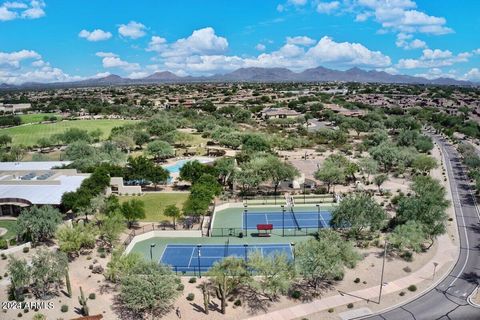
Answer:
[187, 247, 195, 268]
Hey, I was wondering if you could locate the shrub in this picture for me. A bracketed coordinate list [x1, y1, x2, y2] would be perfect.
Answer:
[403, 266, 412, 273]
[408, 285, 417, 292]
[92, 265, 104, 274]
[354, 277, 360, 283]
[9, 238, 17, 246]
[61, 305, 68, 313]
[399, 291, 406, 296]
[88, 293, 96, 300]
[186, 293, 195, 301]
[401, 251, 413, 262]
[0, 239, 8, 250]
[1, 253, 6, 260]
[188, 277, 197, 283]
[17, 313, 22, 317]
[328, 308, 334, 313]
[347, 303, 354, 309]
[22, 247, 29, 253]
[234, 299, 242, 307]
[176, 284, 184, 291]
[290, 290, 301, 299]
[99, 253, 106, 258]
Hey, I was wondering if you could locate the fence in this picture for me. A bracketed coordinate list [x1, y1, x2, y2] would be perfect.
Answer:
[242, 194, 334, 206]
[122, 222, 201, 249]
[209, 226, 321, 238]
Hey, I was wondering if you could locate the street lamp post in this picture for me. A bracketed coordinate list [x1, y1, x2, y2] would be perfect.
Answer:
[244, 206, 248, 238]
[281, 205, 285, 237]
[291, 242, 296, 264]
[243, 244, 248, 263]
[432, 262, 438, 280]
[197, 244, 202, 278]
[316, 204, 321, 232]
[149, 243, 156, 261]
[378, 240, 388, 304]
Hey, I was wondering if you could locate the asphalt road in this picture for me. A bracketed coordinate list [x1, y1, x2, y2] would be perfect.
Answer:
[363, 134, 480, 320]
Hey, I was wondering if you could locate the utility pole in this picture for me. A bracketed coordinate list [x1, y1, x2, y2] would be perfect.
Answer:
[378, 240, 388, 304]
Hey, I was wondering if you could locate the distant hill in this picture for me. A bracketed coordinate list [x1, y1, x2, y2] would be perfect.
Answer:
[1, 66, 475, 89]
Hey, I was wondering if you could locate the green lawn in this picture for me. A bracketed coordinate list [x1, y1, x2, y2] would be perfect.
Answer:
[19, 113, 63, 124]
[0, 220, 17, 240]
[0, 119, 138, 146]
[119, 192, 189, 222]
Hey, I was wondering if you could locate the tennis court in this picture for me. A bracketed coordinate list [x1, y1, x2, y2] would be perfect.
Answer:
[243, 208, 332, 230]
[160, 243, 292, 273]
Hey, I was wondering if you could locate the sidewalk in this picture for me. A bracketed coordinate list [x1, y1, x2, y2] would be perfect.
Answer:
[248, 233, 456, 320]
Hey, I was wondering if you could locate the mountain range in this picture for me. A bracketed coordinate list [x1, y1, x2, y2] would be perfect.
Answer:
[1, 66, 476, 89]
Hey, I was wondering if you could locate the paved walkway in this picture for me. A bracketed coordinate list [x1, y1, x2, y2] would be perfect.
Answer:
[248, 233, 457, 320]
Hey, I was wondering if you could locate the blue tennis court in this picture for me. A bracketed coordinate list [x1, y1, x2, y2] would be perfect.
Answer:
[160, 243, 292, 273]
[243, 209, 332, 230]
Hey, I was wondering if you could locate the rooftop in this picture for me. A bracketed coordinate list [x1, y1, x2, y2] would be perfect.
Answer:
[0, 161, 88, 205]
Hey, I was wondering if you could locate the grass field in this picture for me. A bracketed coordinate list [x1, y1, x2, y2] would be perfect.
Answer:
[119, 192, 189, 222]
[19, 113, 63, 124]
[0, 119, 138, 146]
[0, 220, 17, 240]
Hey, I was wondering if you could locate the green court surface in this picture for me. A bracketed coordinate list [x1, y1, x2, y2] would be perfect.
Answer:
[129, 233, 312, 264]
[211, 204, 335, 237]
[0, 119, 138, 146]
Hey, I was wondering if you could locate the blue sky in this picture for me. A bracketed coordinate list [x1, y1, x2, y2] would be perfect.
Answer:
[0, 0, 479, 84]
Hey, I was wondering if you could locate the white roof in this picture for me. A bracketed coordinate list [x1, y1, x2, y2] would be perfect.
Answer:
[0, 174, 87, 205]
[0, 161, 71, 171]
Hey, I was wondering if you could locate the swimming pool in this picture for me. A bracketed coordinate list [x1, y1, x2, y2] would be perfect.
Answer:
[163, 157, 215, 182]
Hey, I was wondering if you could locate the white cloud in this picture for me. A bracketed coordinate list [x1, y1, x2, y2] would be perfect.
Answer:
[395, 33, 427, 50]
[127, 71, 149, 79]
[414, 67, 458, 80]
[317, 0, 453, 36]
[118, 21, 147, 39]
[79, 29, 112, 42]
[288, 0, 307, 6]
[97, 53, 140, 71]
[463, 68, 480, 82]
[397, 48, 471, 69]
[91, 72, 111, 79]
[0, 6, 17, 20]
[21, 0, 45, 19]
[286, 36, 316, 46]
[95, 52, 117, 58]
[146, 36, 167, 52]
[146, 30, 391, 75]
[155, 27, 228, 58]
[0, 49, 40, 68]
[4, 2, 28, 9]
[276, 4, 284, 12]
[255, 43, 266, 51]
[0, 0, 45, 21]
[305, 36, 391, 67]
[0, 49, 82, 84]
[316, 1, 340, 14]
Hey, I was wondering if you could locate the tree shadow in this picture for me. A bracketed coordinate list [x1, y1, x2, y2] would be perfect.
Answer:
[460, 272, 480, 285]
[288, 279, 335, 303]
[237, 288, 274, 315]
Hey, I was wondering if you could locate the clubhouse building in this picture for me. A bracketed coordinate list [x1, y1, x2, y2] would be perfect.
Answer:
[0, 161, 89, 215]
